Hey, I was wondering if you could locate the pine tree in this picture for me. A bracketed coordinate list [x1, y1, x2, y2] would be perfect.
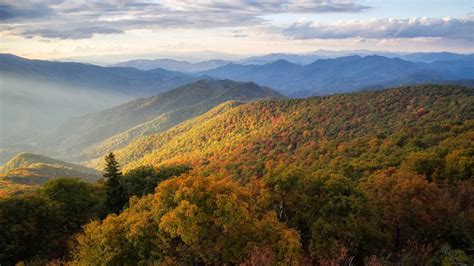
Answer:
[103, 152, 125, 214]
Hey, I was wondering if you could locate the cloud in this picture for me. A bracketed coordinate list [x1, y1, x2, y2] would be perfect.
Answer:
[162, 0, 370, 14]
[281, 17, 474, 41]
[0, 3, 53, 20]
[23, 27, 124, 40]
[0, 0, 370, 39]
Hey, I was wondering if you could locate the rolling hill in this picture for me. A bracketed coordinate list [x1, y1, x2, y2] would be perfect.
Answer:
[0, 153, 100, 185]
[97, 84, 473, 183]
[0, 144, 47, 165]
[48, 79, 284, 160]
[200, 55, 474, 96]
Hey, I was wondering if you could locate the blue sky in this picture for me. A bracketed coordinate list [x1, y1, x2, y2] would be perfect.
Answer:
[269, 0, 472, 24]
[0, 0, 472, 60]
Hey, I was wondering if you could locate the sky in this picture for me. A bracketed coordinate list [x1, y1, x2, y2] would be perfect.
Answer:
[0, 0, 472, 61]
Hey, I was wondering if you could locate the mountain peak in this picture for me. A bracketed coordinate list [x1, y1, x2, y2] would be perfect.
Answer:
[268, 59, 294, 66]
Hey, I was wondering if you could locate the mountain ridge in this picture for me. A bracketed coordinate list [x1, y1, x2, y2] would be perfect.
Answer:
[0, 53, 195, 97]
[97, 84, 473, 179]
[46, 79, 284, 160]
[200, 55, 474, 96]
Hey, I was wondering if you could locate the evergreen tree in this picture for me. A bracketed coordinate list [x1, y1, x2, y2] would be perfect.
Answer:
[103, 152, 125, 214]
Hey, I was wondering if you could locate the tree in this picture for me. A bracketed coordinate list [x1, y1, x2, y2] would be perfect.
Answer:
[444, 148, 474, 182]
[39, 178, 103, 234]
[400, 151, 442, 181]
[0, 178, 106, 264]
[362, 168, 447, 253]
[103, 152, 126, 214]
[0, 194, 60, 264]
[120, 165, 190, 199]
[264, 167, 382, 262]
[72, 173, 302, 265]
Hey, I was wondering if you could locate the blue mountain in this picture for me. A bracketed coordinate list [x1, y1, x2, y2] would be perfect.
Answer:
[200, 55, 474, 97]
[0, 53, 195, 97]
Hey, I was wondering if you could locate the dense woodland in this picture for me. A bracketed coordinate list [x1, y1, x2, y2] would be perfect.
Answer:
[0, 84, 473, 265]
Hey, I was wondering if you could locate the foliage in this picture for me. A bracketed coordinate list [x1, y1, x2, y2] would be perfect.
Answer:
[362, 169, 474, 257]
[109, 85, 472, 185]
[0, 178, 104, 264]
[429, 243, 472, 266]
[264, 167, 383, 262]
[80, 84, 473, 263]
[3, 84, 473, 264]
[39, 178, 104, 233]
[72, 174, 302, 265]
[0, 194, 60, 264]
[120, 164, 191, 199]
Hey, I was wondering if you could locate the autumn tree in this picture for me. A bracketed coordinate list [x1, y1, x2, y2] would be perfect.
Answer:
[72, 173, 302, 265]
[444, 148, 474, 182]
[362, 169, 447, 252]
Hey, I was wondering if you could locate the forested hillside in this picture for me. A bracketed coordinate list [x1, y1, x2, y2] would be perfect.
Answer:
[0, 153, 100, 185]
[74, 84, 473, 265]
[110, 84, 472, 181]
[1, 84, 472, 265]
[49, 79, 283, 160]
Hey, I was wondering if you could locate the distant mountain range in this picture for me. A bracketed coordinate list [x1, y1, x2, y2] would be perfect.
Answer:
[111, 51, 474, 69]
[111, 59, 232, 72]
[45, 79, 283, 161]
[399, 52, 474, 63]
[199, 55, 474, 96]
[1, 52, 473, 149]
[108, 52, 474, 97]
[0, 54, 195, 97]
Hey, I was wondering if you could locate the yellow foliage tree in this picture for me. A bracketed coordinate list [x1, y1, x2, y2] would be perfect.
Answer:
[72, 173, 302, 265]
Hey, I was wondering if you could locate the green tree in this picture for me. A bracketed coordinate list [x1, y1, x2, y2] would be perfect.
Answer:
[103, 152, 126, 214]
[264, 167, 382, 262]
[39, 178, 103, 234]
[400, 151, 442, 181]
[0, 194, 60, 264]
[120, 165, 190, 199]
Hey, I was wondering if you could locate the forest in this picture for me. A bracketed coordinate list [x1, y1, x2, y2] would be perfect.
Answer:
[0, 84, 473, 265]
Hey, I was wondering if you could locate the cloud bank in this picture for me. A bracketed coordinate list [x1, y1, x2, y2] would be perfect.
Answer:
[281, 17, 474, 41]
[0, 0, 370, 39]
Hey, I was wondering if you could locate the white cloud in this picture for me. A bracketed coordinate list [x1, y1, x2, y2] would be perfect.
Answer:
[281, 17, 474, 41]
[0, 0, 370, 39]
